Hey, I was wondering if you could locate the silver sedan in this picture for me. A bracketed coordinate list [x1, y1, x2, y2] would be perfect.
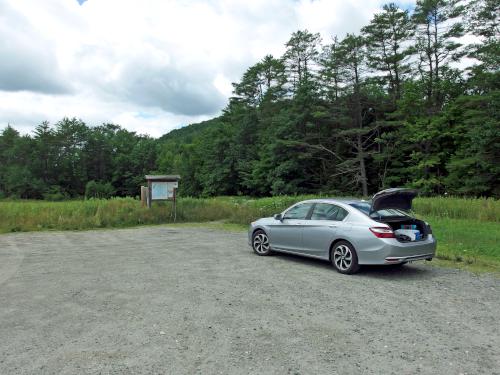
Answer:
[248, 188, 437, 274]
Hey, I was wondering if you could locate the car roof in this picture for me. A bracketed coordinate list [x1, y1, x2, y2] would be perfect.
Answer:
[300, 198, 369, 205]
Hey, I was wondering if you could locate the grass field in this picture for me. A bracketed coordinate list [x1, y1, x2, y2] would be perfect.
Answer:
[1, 196, 498, 273]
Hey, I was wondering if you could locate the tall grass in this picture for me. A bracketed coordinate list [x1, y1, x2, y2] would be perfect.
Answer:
[1, 196, 498, 271]
[0, 197, 234, 233]
[413, 197, 499, 222]
[0, 195, 498, 234]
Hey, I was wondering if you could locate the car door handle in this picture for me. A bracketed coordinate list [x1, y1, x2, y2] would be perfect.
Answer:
[328, 225, 338, 228]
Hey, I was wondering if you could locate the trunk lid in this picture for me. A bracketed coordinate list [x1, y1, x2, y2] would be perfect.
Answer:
[370, 188, 418, 214]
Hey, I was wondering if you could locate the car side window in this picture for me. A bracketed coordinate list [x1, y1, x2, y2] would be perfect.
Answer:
[310, 203, 349, 221]
[335, 207, 349, 221]
[283, 203, 314, 220]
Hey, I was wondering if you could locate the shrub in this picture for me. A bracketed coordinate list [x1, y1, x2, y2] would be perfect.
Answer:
[43, 186, 69, 201]
[85, 181, 116, 199]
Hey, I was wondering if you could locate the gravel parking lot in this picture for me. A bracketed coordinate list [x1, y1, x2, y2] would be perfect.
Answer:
[0, 226, 499, 374]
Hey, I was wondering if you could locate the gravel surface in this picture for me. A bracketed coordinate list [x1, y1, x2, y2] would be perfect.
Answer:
[0, 226, 499, 375]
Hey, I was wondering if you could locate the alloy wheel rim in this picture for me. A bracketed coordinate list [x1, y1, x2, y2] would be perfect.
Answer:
[253, 233, 270, 254]
[333, 245, 352, 271]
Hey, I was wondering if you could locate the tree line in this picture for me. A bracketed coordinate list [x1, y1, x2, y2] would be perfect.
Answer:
[1, 0, 499, 199]
[0, 120, 157, 199]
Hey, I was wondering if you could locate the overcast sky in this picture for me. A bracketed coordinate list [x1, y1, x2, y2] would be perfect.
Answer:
[0, 0, 415, 137]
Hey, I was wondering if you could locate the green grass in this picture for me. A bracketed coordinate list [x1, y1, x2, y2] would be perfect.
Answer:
[1, 196, 499, 274]
[412, 197, 499, 222]
[425, 217, 500, 273]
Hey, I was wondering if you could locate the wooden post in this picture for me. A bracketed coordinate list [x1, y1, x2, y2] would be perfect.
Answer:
[147, 180, 152, 208]
[140, 186, 147, 207]
[173, 188, 177, 222]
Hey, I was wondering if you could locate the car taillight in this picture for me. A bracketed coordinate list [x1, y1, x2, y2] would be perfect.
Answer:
[369, 226, 395, 238]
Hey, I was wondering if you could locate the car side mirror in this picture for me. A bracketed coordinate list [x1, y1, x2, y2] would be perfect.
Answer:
[274, 213, 283, 221]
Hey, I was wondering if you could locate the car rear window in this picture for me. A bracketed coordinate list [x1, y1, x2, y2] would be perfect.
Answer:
[349, 202, 408, 218]
[349, 202, 371, 214]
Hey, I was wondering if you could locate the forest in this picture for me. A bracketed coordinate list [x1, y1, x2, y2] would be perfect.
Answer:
[1, 0, 498, 200]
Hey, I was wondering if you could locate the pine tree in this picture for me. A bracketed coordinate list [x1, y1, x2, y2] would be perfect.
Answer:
[283, 30, 321, 91]
[412, 0, 465, 111]
[362, 3, 413, 103]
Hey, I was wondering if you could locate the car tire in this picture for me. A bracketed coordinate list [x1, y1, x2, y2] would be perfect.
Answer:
[252, 230, 272, 256]
[331, 240, 360, 274]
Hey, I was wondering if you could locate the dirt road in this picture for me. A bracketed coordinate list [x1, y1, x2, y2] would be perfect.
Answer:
[0, 226, 498, 374]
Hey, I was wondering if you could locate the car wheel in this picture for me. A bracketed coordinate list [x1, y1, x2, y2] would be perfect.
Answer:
[331, 241, 360, 274]
[252, 230, 271, 256]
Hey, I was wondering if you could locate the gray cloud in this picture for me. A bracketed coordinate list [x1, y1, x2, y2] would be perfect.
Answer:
[118, 62, 226, 116]
[0, 2, 69, 94]
[0, 0, 408, 136]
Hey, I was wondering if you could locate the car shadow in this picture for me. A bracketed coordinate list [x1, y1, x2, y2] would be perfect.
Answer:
[357, 263, 436, 280]
[271, 252, 436, 279]
[271, 251, 333, 271]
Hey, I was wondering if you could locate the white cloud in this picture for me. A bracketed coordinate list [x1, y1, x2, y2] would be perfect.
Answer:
[0, 1, 70, 93]
[0, 0, 414, 137]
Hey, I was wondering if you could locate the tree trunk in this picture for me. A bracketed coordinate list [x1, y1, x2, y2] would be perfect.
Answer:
[357, 133, 368, 196]
[425, 21, 434, 103]
[392, 24, 401, 101]
[433, 9, 440, 108]
[353, 59, 368, 197]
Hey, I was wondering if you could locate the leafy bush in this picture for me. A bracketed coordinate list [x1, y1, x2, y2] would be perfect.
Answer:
[85, 181, 116, 199]
[43, 186, 69, 201]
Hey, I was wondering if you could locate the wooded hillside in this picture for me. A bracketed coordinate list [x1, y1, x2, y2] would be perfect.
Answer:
[1, 0, 498, 199]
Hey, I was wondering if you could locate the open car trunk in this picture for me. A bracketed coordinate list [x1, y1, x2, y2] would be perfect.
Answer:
[370, 188, 428, 242]
[375, 217, 429, 242]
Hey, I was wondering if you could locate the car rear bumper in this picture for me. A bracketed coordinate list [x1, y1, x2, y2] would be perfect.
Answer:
[357, 235, 437, 265]
[385, 253, 434, 263]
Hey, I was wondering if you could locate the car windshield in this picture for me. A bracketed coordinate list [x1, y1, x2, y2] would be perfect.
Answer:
[349, 201, 409, 218]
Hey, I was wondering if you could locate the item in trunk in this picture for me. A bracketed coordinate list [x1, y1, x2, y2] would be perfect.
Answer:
[394, 229, 421, 241]
[401, 224, 418, 230]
